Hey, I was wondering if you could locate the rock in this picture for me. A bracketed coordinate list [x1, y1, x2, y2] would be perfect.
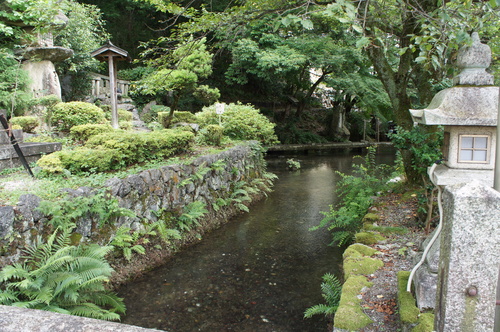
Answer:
[0, 206, 15, 238]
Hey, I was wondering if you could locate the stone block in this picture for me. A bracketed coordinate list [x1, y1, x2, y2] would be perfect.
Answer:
[435, 181, 500, 331]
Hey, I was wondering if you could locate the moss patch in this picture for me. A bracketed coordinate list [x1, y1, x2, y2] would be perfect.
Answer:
[343, 243, 378, 258]
[412, 313, 435, 332]
[334, 275, 373, 330]
[397, 271, 420, 324]
[363, 213, 380, 222]
[355, 231, 385, 245]
[344, 255, 384, 280]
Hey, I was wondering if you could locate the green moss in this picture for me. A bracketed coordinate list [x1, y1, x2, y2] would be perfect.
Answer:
[397, 271, 420, 324]
[412, 313, 435, 332]
[344, 255, 384, 280]
[334, 275, 373, 330]
[343, 243, 378, 258]
[363, 213, 380, 222]
[355, 231, 385, 245]
[69, 232, 83, 246]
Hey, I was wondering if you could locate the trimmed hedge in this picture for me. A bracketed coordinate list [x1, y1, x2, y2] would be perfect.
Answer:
[52, 102, 107, 132]
[195, 103, 279, 145]
[70, 124, 114, 142]
[10, 116, 39, 133]
[37, 129, 195, 174]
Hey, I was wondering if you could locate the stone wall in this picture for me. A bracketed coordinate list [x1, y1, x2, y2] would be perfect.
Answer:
[0, 142, 267, 274]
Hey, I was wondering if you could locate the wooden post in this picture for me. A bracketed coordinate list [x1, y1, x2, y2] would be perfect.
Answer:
[108, 54, 118, 129]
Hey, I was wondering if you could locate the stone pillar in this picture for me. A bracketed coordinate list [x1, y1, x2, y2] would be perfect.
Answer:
[435, 181, 500, 331]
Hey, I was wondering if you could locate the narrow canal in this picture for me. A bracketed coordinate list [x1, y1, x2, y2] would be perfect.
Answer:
[118, 148, 394, 332]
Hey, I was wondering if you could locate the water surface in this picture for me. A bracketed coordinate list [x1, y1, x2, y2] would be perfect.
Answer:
[118, 148, 393, 331]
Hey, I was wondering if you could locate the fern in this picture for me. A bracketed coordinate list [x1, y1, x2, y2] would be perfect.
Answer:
[0, 227, 125, 321]
[177, 201, 208, 232]
[209, 159, 226, 173]
[304, 273, 342, 318]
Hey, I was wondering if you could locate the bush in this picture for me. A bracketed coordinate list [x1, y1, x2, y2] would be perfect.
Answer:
[118, 109, 133, 121]
[37, 147, 121, 174]
[198, 124, 223, 146]
[9, 116, 39, 133]
[70, 124, 114, 142]
[196, 103, 279, 145]
[119, 120, 132, 130]
[52, 102, 107, 132]
[86, 129, 194, 165]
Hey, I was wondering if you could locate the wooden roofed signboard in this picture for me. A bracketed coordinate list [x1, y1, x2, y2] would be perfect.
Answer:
[91, 41, 131, 129]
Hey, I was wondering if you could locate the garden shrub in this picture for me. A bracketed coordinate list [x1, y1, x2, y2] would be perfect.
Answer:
[9, 116, 39, 133]
[119, 120, 132, 130]
[38, 129, 194, 174]
[195, 103, 279, 145]
[38, 147, 121, 174]
[198, 124, 223, 146]
[171, 111, 197, 125]
[52, 102, 107, 132]
[70, 124, 114, 142]
[142, 105, 170, 124]
[118, 109, 133, 121]
[86, 129, 194, 165]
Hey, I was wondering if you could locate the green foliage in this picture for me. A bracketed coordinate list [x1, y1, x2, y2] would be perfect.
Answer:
[286, 158, 301, 171]
[0, 227, 125, 321]
[196, 103, 279, 145]
[9, 116, 39, 133]
[313, 147, 396, 246]
[171, 111, 197, 125]
[86, 129, 194, 165]
[141, 105, 170, 124]
[54, 1, 110, 101]
[176, 201, 208, 232]
[0, 51, 33, 116]
[198, 125, 224, 146]
[70, 124, 114, 142]
[389, 126, 443, 177]
[138, 37, 220, 114]
[304, 273, 342, 318]
[51, 102, 107, 132]
[110, 226, 148, 261]
[39, 129, 194, 175]
[37, 191, 135, 229]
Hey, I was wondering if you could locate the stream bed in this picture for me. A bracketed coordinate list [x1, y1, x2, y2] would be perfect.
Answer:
[118, 148, 394, 332]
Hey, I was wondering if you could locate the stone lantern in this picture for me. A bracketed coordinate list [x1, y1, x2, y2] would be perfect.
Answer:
[410, 32, 497, 187]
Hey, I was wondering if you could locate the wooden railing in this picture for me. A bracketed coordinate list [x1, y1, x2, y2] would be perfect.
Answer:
[91, 73, 130, 97]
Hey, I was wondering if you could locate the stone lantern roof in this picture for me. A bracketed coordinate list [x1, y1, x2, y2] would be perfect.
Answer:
[410, 32, 498, 127]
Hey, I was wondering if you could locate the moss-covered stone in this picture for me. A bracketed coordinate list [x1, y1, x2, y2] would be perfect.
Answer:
[363, 213, 380, 222]
[397, 271, 420, 324]
[412, 313, 435, 332]
[355, 231, 385, 245]
[343, 243, 378, 258]
[334, 275, 373, 330]
[344, 255, 384, 280]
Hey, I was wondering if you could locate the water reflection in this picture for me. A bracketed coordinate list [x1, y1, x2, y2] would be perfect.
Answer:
[118, 148, 394, 332]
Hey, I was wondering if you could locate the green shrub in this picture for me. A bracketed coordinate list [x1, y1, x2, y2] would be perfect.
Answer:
[172, 111, 197, 124]
[70, 124, 114, 142]
[9, 116, 39, 133]
[195, 103, 279, 145]
[37, 147, 121, 174]
[119, 120, 132, 130]
[118, 109, 133, 121]
[52, 102, 107, 132]
[86, 129, 194, 165]
[199, 124, 223, 146]
[38, 130, 194, 174]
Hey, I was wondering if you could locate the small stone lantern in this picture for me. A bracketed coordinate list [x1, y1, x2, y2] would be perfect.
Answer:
[410, 32, 497, 187]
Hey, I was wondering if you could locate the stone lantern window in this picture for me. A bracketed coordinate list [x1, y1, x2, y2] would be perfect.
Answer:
[410, 32, 497, 186]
